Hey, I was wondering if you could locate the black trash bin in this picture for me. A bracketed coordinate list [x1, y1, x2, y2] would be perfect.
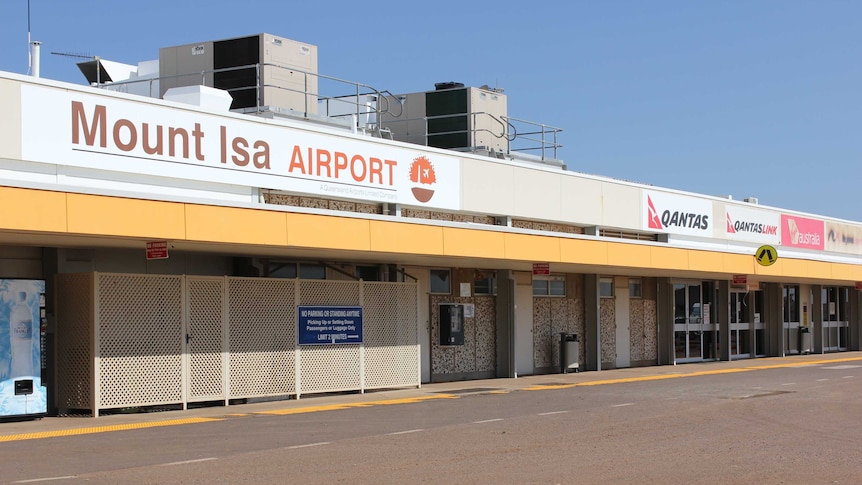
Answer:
[798, 326, 811, 355]
[559, 333, 580, 373]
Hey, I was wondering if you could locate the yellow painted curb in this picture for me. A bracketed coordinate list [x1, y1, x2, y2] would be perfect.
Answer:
[524, 356, 862, 391]
[3, 356, 859, 442]
[256, 394, 459, 416]
[0, 417, 224, 443]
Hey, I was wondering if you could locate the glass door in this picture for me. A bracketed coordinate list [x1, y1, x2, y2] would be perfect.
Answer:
[753, 290, 766, 357]
[822, 287, 849, 352]
[674, 282, 717, 362]
[730, 291, 751, 359]
[674, 283, 699, 361]
[783, 286, 801, 354]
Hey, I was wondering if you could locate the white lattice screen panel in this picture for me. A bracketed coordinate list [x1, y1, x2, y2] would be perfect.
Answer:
[298, 280, 361, 394]
[299, 280, 360, 305]
[363, 283, 419, 389]
[96, 274, 183, 410]
[187, 277, 225, 402]
[55, 273, 94, 411]
[227, 277, 296, 398]
[299, 345, 361, 393]
[54, 273, 421, 413]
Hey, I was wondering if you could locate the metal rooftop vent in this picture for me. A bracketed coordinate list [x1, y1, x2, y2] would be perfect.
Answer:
[434, 81, 464, 90]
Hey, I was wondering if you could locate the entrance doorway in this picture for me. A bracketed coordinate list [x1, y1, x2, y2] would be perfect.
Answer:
[614, 276, 631, 368]
[729, 290, 751, 359]
[822, 287, 849, 352]
[783, 286, 801, 354]
[402, 267, 431, 383]
[673, 281, 717, 362]
[514, 277, 534, 376]
[729, 289, 765, 358]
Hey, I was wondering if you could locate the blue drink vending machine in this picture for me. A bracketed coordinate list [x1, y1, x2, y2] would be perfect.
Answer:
[0, 279, 47, 418]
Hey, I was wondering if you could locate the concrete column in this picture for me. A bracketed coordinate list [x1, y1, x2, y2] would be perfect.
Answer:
[851, 289, 861, 351]
[765, 283, 784, 357]
[812, 285, 823, 354]
[656, 278, 674, 366]
[495, 270, 516, 378]
[584, 274, 601, 371]
[718, 281, 731, 361]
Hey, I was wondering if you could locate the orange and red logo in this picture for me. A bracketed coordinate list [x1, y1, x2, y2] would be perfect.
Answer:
[726, 213, 737, 234]
[646, 196, 663, 230]
[409, 155, 437, 203]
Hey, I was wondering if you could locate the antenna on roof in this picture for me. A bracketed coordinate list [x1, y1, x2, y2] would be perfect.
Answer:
[50, 51, 95, 60]
[26, 2, 29, 72]
[26, 1, 44, 78]
[51, 51, 106, 85]
[26, 0, 31, 73]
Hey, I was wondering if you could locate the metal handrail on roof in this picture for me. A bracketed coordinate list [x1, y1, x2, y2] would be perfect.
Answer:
[422, 111, 562, 162]
[92, 61, 561, 160]
[503, 116, 563, 161]
[95, 62, 403, 126]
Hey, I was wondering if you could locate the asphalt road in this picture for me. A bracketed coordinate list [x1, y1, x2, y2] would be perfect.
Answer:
[2, 359, 862, 484]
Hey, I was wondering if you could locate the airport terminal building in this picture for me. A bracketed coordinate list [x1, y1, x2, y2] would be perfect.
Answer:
[1, 33, 860, 417]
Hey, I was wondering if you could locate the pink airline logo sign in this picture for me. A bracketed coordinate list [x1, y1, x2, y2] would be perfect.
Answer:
[780, 215, 824, 250]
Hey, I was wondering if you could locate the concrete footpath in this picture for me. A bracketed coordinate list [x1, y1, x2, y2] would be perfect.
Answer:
[2, 352, 861, 442]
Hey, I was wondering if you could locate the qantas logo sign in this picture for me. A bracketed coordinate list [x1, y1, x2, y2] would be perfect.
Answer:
[727, 215, 778, 235]
[647, 196, 663, 229]
[724, 206, 781, 244]
[644, 192, 711, 235]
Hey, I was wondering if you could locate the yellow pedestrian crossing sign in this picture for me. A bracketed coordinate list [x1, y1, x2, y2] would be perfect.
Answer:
[755, 245, 778, 266]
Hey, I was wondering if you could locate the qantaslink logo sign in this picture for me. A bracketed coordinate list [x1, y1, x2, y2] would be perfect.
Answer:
[725, 206, 781, 244]
[642, 191, 713, 237]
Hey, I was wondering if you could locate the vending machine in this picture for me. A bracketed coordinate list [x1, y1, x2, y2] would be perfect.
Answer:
[0, 279, 47, 418]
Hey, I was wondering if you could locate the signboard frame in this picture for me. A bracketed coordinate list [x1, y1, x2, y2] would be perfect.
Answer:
[532, 263, 550, 276]
[146, 241, 169, 260]
[21, 85, 461, 211]
[297, 305, 364, 345]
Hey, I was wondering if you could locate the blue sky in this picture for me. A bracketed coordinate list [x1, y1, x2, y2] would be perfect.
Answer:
[2, 1, 860, 222]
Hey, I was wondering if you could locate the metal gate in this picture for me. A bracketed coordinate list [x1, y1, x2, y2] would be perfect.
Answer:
[186, 277, 226, 403]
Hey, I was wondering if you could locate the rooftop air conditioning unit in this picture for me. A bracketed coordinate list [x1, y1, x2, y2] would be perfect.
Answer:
[743, 197, 759, 204]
